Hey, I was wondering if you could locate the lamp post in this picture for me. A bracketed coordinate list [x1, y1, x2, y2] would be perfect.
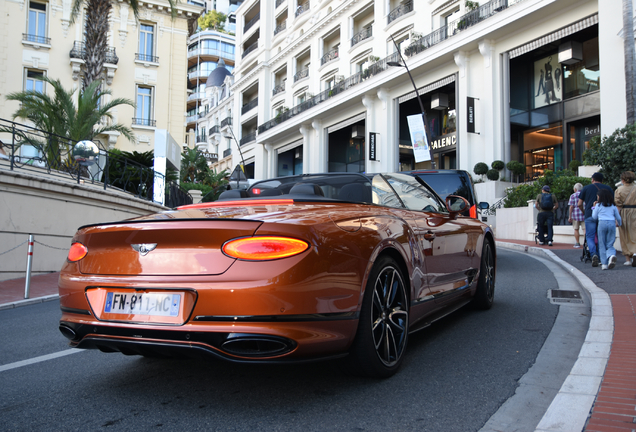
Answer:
[387, 36, 436, 169]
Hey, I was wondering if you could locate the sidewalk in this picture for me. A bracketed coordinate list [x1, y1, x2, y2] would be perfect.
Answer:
[1, 242, 635, 431]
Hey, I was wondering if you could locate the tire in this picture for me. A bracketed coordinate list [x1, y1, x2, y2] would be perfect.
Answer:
[473, 240, 495, 310]
[347, 256, 409, 378]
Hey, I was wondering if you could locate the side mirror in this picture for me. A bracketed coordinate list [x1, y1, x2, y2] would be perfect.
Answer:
[478, 202, 490, 210]
[446, 195, 470, 218]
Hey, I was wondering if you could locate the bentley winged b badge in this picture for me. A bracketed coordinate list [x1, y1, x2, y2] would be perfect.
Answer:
[131, 243, 158, 256]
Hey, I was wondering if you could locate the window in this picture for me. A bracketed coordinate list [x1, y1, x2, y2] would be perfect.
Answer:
[138, 24, 155, 62]
[135, 86, 154, 126]
[27, 2, 47, 43]
[25, 69, 45, 93]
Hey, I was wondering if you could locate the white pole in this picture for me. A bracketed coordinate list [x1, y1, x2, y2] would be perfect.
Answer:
[24, 234, 34, 299]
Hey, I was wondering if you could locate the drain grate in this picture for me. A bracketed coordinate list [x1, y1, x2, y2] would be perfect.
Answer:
[548, 289, 584, 304]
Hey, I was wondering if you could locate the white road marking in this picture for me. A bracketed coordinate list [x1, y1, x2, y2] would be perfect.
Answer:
[0, 349, 84, 373]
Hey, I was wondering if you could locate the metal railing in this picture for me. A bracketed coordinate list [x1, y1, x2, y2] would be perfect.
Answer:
[240, 132, 256, 145]
[69, 41, 119, 64]
[242, 97, 258, 114]
[223, 148, 232, 158]
[0, 118, 191, 207]
[274, 21, 287, 36]
[242, 41, 258, 59]
[320, 47, 339, 66]
[195, 134, 207, 143]
[387, 0, 413, 24]
[244, 12, 260, 33]
[221, 117, 232, 127]
[351, 26, 372, 48]
[294, 67, 309, 82]
[209, 125, 220, 134]
[132, 118, 157, 127]
[22, 33, 50, 45]
[295, 1, 310, 18]
[135, 53, 159, 63]
[405, 0, 509, 57]
[257, 0, 519, 135]
[272, 83, 285, 96]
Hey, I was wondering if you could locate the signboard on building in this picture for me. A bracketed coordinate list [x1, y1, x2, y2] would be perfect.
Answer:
[467, 97, 476, 133]
[369, 132, 377, 161]
[430, 132, 457, 151]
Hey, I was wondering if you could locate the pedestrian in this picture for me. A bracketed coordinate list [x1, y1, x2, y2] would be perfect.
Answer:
[578, 172, 613, 266]
[568, 182, 584, 248]
[591, 189, 622, 270]
[614, 171, 636, 266]
[535, 185, 558, 246]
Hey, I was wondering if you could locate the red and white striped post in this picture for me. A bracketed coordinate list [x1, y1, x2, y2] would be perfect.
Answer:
[24, 234, 34, 299]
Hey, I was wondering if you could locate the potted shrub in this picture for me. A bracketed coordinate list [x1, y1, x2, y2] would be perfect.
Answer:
[474, 162, 488, 180]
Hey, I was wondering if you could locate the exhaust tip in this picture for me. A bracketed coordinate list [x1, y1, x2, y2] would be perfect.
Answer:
[59, 324, 77, 340]
[221, 334, 295, 357]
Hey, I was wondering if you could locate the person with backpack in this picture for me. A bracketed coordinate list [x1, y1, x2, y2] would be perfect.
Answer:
[591, 188, 622, 270]
[578, 172, 614, 266]
[535, 185, 559, 246]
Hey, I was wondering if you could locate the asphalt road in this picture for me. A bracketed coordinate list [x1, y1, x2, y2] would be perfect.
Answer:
[0, 249, 579, 431]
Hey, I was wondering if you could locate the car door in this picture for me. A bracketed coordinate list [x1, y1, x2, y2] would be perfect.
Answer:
[378, 174, 475, 305]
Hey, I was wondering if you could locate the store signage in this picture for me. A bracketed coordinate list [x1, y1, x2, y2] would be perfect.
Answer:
[406, 114, 431, 163]
[584, 125, 600, 137]
[369, 132, 377, 161]
[431, 133, 457, 151]
[467, 97, 476, 133]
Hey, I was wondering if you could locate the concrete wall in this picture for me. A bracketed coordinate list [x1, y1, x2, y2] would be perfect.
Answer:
[0, 169, 167, 282]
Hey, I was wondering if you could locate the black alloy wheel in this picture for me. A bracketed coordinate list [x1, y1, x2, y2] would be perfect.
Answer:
[473, 240, 495, 309]
[348, 256, 409, 378]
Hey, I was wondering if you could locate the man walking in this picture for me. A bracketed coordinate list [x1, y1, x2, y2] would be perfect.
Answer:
[578, 172, 613, 266]
[535, 185, 559, 246]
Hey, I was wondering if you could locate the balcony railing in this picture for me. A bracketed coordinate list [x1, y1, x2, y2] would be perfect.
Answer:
[240, 132, 256, 145]
[272, 83, 285, 96]
[387, 0, 413, 24]
[351, 26, 372, 47]
[223, 148, 232, 158]
[187, 92, 206, 102]
[135, 53, 159, 63]
[242, 97, 259, 114]
[186, 114, 200, 123]
[242, 41, 258, 59]
[295, 1, 310, 17]
[293, 67, 309, 83]
[69, 41, 119, 64]
[244, 12, 260, 33]
[274, 21, 287, 36]
[221, 117, 232, 128]
[22, 33, 50, 45]
[320, 47, 339, 66]
[188, 70, 210, 80]
[132, 118, 157, 127]
[209, 125, 220, 134]
[195, 134, 207, 143]
[257, 0, 518, 135]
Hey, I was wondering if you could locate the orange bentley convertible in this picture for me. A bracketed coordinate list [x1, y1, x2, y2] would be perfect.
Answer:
[58, 172, 495, 378]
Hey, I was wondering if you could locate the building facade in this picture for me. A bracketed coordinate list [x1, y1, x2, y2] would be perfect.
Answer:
[226, 0, 627, 182]
[1, 0, 202, 153]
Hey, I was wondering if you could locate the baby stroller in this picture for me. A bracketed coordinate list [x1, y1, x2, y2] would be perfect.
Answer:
[580, 238, 592, 263]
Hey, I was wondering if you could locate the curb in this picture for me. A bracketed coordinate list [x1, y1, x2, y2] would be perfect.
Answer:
[496, 241, 612, 432]
[0, 294, 60, 311]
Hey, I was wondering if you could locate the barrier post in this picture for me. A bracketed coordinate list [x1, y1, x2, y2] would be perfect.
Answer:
[24, 234, 34, 299]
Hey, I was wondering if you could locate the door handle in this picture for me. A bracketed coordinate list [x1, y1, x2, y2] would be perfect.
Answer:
[424, 231, 436, 240]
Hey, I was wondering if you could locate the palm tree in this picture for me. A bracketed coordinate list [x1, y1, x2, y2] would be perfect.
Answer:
[623, 0, 636, 124]
[180, 147, 210, 183]
[3, 76, 134, 168]
[69, 0, 177, 89]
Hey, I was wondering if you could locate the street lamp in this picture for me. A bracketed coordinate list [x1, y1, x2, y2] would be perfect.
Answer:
[387, 36, 436, 169]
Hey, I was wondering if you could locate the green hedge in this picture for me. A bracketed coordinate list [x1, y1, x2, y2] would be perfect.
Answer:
[503, 170, 591, 208]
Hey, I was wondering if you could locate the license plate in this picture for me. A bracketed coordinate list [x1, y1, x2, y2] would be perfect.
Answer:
[104, 292, 181, 317]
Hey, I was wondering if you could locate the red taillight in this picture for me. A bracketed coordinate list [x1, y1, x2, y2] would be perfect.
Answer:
[222, 236, 310, 261]
[68, 242, 88, 262]
[251, 188, 262, 195]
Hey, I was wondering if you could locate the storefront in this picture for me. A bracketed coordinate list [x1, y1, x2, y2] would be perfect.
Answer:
[327, 114, 366, 173]
[397, 76, 457, 171]
[508, 16, 600, 180]
[276, 140, 303, 176]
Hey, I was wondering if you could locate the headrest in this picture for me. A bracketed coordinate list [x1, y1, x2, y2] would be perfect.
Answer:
[218, 189, 249, 200]
[289, 183, 325, 196]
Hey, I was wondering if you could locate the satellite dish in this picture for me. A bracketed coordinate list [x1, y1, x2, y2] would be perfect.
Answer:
[73, 140, 99, 166]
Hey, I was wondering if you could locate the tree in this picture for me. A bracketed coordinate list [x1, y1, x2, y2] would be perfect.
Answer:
[624, 0, 636, 124]
[69, 0, 177, 89]
[583, 123, 636, 187]
[198, 11, 227, 32]
[180, 147, 210, 183]
[3, 76, 134, 168]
